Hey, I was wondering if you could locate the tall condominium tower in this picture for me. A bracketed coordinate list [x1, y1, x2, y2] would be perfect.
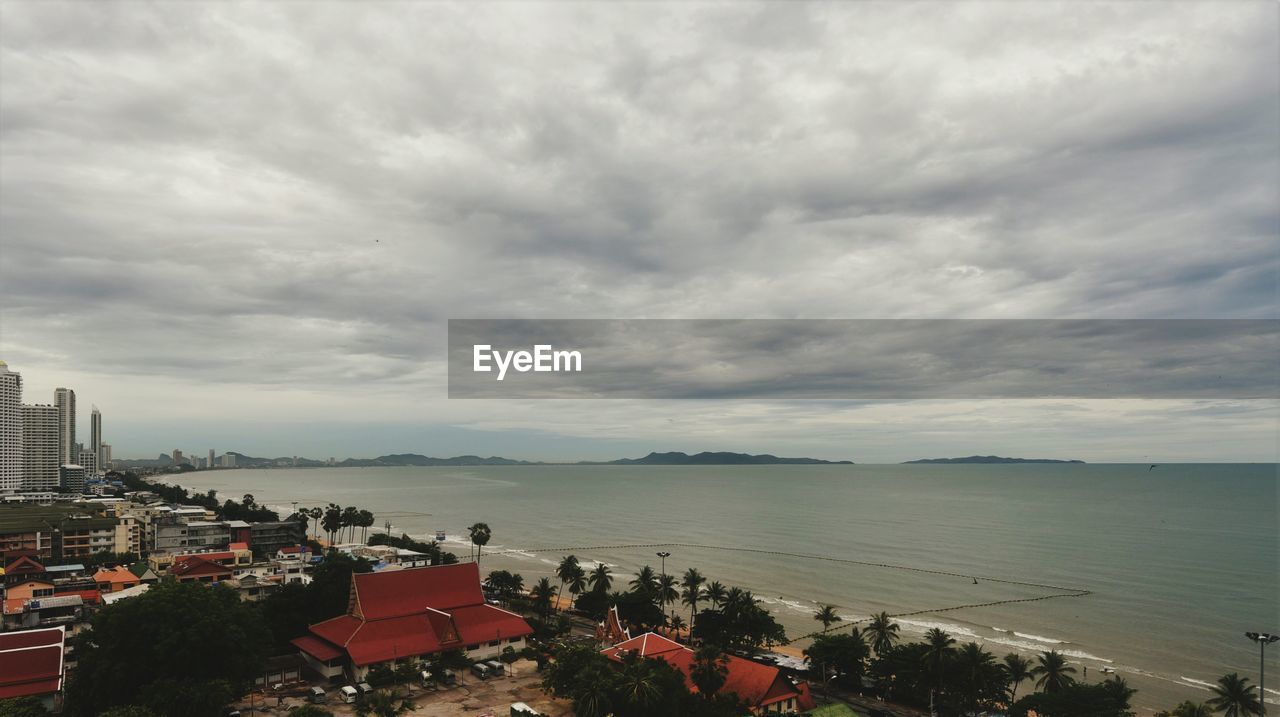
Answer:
[90, 406, 102, 468]
[54, 387, 76, 465]
[21, 404, 59, 492]
[0, 362, 22, 494]
[209, 448, 215, 468]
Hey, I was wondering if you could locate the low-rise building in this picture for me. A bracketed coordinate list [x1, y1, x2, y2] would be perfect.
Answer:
[168, 555, 233, 584]
[93, 566, 140, 594]
[249, 521, 303, 557]
[0, 626, 66, 710]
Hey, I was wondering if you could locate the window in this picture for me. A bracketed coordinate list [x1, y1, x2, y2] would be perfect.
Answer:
[488, 640, 500, 647]
[508, 638, 520, 644]
[466, 644, 479, 651]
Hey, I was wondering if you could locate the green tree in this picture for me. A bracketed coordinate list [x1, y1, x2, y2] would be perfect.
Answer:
[704, 580, 727, 608]
[64, 581, 267, 717]
[657, 573, 679, 621]
[863, 611, 901, 655]
[921, 628, 956, 697]
[1206, 673, 1263, 716]
[555, 555, 580, 609]
[1002, 652, 1034, 702]
[1031, 650, 1077, 694]
[588, 563, 613, 593]
[97, 709, 158, 717]
[629, 565, 658, 600]
[0, 698, 51, 717]
[805, 631, 870, 696]
[1160, 702, 1213, 717]
[680, 568, 706, 627]
[690, 645, 729, 698]
[954, 642, 1003, 714]
[1100, 676, 1136, 713]
[1010, 682, 1133, 717]
[530, 576, 556, 620]
[566, 564, 588, 606]
[814, 604, 842, 632]
[467, 522, 491, 563]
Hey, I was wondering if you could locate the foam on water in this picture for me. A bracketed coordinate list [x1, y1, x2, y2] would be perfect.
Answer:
[1179, 677, 1215, 690]
[1013, 631, 1064, 644]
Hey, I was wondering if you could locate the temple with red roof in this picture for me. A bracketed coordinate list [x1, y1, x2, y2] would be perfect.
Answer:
[602, 632, 815, 715]
[0, 626, 66, 710]
[292, 562, 533, 682]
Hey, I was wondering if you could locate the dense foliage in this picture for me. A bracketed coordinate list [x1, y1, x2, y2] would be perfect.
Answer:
[63, 581, 267, 717]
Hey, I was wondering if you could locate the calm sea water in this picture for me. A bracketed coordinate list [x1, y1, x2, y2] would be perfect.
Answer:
[187, 463, 1277, 713]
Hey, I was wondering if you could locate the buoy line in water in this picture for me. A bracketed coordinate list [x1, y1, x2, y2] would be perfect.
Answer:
[486, 541, 1093, 645]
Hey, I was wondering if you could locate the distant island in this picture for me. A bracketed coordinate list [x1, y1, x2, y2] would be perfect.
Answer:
[117, 450, 853, 468]
[903, 455, 1085, 464]
[598, 451, 853, 465]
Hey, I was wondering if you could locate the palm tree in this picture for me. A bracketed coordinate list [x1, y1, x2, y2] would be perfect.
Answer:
[588, 563, 613, 593]
[657, 573, 678, 619]
[530, 577, 555, 621]
[1206, 673, 1263, 716]
[862, 612, 901, 655]
[1101, 676, 1136, 713]
[556, 555, 580, 610]
[630, 565, 658, 599]
[616, 657, 663, 713]
[956, 642, 998, 713]
[341, 506, 360, 542]
[306, 506, 323, 541]
[1031, 650, 1077, 694]
[922, 628, 956, 698]
[1002, 652, 1034, 703]
[704, 581, 728, 608]
[356, 690, 413, 717]
[358, 509, 375, 542]
[669, 614, 687, 635]
[467, 522, 491, 563]
[680, 568, 706, 625]
[814, 604, 842, 632]
[566, 564, 588, 609]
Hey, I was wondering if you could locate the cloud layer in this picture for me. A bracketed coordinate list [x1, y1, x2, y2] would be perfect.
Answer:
[1, 2, 1276, 458]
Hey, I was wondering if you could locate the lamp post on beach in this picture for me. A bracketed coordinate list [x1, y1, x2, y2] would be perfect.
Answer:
[1246, 632, 1278, 714]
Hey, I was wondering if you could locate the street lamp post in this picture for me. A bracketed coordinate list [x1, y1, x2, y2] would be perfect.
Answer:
[656, 551, 671, 622]
[1246, 632, 1278, 714]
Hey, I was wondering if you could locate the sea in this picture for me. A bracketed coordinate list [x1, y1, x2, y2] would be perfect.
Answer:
[185, 463, 1278, 714]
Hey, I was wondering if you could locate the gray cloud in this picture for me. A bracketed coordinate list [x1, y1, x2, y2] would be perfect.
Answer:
[0, 2, 1276, 458]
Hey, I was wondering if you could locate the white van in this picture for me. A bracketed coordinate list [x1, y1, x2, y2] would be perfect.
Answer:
[340, 685, 358, 704]
[471, 662, 491, 680]
[486, 660, 505, 677]
[308, 686, 326, 704]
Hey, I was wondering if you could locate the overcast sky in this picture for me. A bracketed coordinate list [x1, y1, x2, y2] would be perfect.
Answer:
[1, 2, 1276, 462]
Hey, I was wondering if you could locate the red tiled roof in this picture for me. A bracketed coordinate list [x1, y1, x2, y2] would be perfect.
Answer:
[4, 555, 45, 575]
[292, 635, 344, 662]
[601, 632, 802, 709]
[278, 545, 303, 554]
[352, 562, 484, 618]
[229, 542, 250, 551]
[301, 564, 534, 666]
[0, 627, 64, 700]
[170, 555, 233, 578]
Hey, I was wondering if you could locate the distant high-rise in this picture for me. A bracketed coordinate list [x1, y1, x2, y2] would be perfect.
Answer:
[0, 362, 22, 494]
[90, 406, 102, 469]
[21, 404, 59, 492]
[54, 387, 76, 465]
[220, 453, 236, 468]
[172, 448, 184, 465]
[100, 442, 112, 469]
[209, 448, 215, 468]
[60, 463, 86, 494]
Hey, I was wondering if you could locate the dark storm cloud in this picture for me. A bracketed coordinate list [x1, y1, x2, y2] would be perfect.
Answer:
[0, 2, 1276, 457]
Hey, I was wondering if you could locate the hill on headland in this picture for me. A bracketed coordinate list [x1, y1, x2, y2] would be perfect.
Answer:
[903, 455, 1084, 464]
[601, 451, 854, 465]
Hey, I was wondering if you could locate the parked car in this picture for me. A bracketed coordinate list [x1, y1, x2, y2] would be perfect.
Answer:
[356, 681, 374, 695]
[471, 662, 492, 680]
[308, 686, 326, 704]
[486, 659, 505, 677]
[440, 668, 458, 686]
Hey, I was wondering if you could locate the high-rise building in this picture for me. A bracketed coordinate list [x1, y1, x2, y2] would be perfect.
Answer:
[220, 453, 236, 468]
[100, 443, 112, 469]
[21, 404, 59, 491]
[209, 448, 215, 468]
[0, 362, 22, 494]
[54, 387, 76, 465]
[91, 406, 102, 468]
[172, 448, 184, 465]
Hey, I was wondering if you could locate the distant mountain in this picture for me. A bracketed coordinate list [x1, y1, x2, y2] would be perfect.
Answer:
[601, 451, 853, 465]
[340, 454, 536, 467]
[904, 455, 1085, 464]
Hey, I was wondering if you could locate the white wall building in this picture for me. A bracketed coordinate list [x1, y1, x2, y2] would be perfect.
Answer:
[21, 404, 59, 492]
[0, 362, 21, 494]
[54, 387, 75, 465]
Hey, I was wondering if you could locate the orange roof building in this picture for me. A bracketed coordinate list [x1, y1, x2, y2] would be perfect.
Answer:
[93, 566, 140, 593]
[293, 562, 534, 683]
[602, 632, 815, 714]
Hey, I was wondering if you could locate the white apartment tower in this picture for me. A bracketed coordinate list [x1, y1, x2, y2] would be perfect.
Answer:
[55, 387, 76, 465]
[90, 405, 102, 468]
[79, 449, 98, 476]
[21, 404, 59, 491]
[0, 362, 22, 494]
